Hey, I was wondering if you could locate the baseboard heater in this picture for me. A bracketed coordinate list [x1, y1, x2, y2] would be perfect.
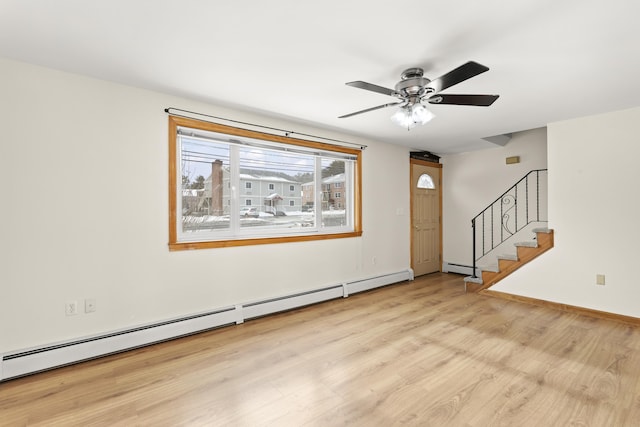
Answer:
[442, 262, 478, 277]
[1, 269, 413, 381]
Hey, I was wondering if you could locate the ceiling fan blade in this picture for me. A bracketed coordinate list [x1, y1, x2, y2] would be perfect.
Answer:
[345, 81, 397, 97]
[339, 102, 402, 118]
[427, 94, 499, 106]
[426, 61, 490, 93]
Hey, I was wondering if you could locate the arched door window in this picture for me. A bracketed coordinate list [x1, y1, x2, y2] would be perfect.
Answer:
[417, 173, 435, 189]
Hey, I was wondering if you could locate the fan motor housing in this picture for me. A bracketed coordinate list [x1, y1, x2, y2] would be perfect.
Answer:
[395, 68, 432, 97]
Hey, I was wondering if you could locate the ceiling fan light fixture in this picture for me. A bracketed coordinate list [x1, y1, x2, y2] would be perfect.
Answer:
[390, 107, 415, 129]
[411, 104, 434, 125]
[390, 104, 434, 130]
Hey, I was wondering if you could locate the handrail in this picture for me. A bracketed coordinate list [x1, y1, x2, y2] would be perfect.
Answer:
[471, 169, 548, 278]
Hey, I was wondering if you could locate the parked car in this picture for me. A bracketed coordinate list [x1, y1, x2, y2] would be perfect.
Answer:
[239, 207, 259, 218]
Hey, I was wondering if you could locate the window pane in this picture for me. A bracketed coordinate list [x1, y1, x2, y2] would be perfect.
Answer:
[180, 136, 231, 234]
[417, 173, 435, 189]
[321, 158, 349, 228]
[238, 146, 315, 229]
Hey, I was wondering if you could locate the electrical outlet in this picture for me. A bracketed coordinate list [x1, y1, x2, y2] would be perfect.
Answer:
[596, 274, 605, 286]
[85, 298, 96, 313]
[65, 301, 78, 316]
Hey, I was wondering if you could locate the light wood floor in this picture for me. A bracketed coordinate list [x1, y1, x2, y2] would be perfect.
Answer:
[2, 273, 640, 426]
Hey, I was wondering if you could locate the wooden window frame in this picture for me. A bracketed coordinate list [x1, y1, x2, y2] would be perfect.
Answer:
[168, 116, 362, 251]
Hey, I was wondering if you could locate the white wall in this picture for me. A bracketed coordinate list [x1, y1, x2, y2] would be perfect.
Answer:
[493, 107, 640, 318]
[441, 128, 548, 267]
[0, 58, 412, 353]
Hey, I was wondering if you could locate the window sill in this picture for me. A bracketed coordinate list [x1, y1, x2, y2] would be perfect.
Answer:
[169, 230, 363, 251]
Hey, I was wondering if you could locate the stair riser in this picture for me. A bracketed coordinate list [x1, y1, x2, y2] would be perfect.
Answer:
[498, 259, 518, 271]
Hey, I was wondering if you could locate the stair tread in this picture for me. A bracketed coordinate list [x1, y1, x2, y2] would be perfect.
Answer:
[497, 254, 519, 261]
[532, 227, 552, 234]
[514, 241, 538, 248]
[463, 276, 483, 284]
[478, 264, 499, 273]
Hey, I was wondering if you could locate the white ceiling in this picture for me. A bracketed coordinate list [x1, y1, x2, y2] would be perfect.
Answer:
[1, 0, 639, 154]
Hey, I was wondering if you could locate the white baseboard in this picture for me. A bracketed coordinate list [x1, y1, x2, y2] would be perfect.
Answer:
[0, 308, 238, 381]
[442, 262, 478, 276]
[1, 269, 413, 381]
[347, 269, 414, 294]
[241, 286, 345, 320]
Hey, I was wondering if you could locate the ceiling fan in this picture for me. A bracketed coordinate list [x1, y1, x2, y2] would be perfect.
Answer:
[339, 61, 499, 129]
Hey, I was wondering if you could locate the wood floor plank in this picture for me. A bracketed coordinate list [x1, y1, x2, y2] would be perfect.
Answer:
[2, 272, 640, 426]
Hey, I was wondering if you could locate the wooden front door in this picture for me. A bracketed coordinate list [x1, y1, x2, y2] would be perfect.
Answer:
[411, 160, 442, 276]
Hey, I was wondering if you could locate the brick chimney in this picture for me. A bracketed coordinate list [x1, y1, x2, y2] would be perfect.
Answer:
[211, 160, 223, 215]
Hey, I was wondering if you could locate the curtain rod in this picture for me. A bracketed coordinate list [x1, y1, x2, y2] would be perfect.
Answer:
[164, 107, 367, 150]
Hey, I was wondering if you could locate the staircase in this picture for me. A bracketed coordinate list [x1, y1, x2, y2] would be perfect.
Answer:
[464, 169, 550, 292]
[464, 228, 554, 292]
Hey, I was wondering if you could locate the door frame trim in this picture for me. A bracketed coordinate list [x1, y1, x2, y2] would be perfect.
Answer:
[410, 158, 443, 274]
